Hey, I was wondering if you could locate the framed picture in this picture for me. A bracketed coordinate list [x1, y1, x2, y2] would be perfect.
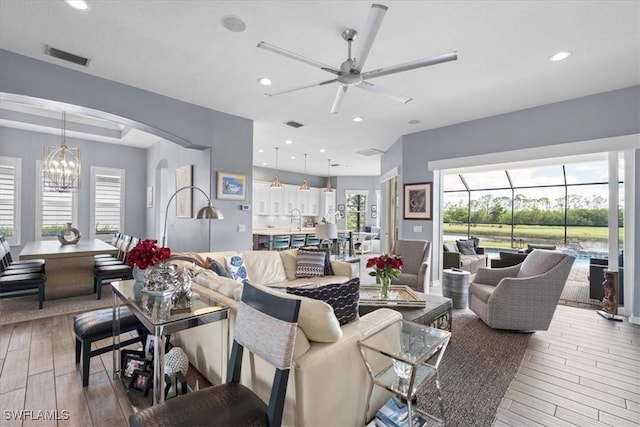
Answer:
[371, 205, 377, 212]
[403, 182, 433, 220]
[121, 350, 146, 378]
[175, 165, 193, 218]
[129, 369, 152, 396]
[371, 211, 377, 219]
[337, 204, 345, 212]
[146, 186, 153, 208]
[144, 335, 156, 362]
[217, 171, 247, 200]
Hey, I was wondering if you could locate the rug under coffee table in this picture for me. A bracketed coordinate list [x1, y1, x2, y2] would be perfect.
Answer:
[359, 291, 453, 332]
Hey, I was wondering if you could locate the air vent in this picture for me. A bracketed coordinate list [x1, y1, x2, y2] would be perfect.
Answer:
[46, 45, 90, 67]
[356, 148, 385, 156]
[284, 120, 304, 128]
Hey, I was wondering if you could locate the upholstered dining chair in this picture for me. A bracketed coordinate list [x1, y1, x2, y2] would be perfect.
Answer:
[129, 282, 301, 427]
[469, 249, 575, 331]
[390, 239, 432, 293]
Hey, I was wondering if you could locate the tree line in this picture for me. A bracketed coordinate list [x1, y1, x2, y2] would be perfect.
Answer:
[444, 193, 623, 227]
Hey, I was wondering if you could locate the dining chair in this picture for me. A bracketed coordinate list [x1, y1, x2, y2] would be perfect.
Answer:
[129, 282, 301, 427]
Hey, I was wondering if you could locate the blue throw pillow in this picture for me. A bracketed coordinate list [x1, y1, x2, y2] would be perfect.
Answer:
[224, 255, 249, 284]
[205, 257, 232, 278]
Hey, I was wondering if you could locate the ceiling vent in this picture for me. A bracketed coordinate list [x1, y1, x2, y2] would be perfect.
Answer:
[284, 120, 304, 128]
[46, 45, 90, 67]
[356, 148, 385, 156]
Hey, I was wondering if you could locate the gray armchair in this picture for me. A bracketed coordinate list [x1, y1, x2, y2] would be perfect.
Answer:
[469, 249, 574, 331]
[390, 239, 432, 293]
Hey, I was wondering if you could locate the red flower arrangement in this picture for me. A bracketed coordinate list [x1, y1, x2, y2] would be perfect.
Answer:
[366, 253, 403, 281]
[126, 239, 171, 269]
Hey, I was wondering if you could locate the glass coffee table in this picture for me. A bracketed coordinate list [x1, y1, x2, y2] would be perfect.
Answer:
[111, 280, 229, 405]
[358, 319, 451, 426]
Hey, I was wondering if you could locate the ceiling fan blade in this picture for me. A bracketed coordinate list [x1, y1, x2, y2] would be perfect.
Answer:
[356, 81, 412, 104]
[266, 78, 338, 96]
[362, 52, 458, 80]
[330, 86, 348, 114]
[257, 41, 340, 75]
[354, 3, 388, 72]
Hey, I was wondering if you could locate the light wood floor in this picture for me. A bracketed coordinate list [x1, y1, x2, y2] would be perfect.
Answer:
[1, 293, 638, 426]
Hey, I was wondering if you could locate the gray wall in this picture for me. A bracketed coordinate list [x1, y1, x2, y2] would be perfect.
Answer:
[0, 126, 146, 255]
[335, 175, 381, 231]
[0, 49, 254, 252]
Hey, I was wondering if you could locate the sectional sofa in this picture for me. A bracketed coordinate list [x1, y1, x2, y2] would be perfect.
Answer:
[169, 249, 399, 426]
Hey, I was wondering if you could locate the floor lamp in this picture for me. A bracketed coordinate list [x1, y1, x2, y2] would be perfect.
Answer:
[162, 185, 223, 247]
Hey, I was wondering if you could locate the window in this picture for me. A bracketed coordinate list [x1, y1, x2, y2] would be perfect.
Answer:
[346, 190, 368, 232]
[0, 156, 21, 245]
[36, 161, 78, 240]
[90, 167, 125, 239]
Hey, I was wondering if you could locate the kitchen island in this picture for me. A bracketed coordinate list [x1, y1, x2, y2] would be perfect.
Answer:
[252, 228, 354, 256]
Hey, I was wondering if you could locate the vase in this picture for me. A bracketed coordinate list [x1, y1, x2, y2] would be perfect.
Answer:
[57, 222, 81, 245]
[380, 275, 391, 299]
[132, 265, 147, 283]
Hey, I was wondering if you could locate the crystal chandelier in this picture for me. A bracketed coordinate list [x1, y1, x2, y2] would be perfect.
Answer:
[43, 111, 81, 192]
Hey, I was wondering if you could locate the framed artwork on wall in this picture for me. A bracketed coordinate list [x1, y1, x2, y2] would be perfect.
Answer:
[337, 204, 345, 212]
[403, 182, 433, 220]
[371, 211, 377, 219]
[217, 171, 247, 200]
[175, 165, 193, 218]
[371, 205, 377, 212]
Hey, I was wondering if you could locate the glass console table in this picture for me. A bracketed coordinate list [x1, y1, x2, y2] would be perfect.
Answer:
[358, 319, 451, 426]
[111, 280, 229, 405]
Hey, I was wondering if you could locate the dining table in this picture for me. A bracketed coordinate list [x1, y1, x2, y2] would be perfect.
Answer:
[20, 239, 118, 299]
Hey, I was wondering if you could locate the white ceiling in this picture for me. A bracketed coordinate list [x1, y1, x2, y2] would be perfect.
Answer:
[0, 1, 638, 177]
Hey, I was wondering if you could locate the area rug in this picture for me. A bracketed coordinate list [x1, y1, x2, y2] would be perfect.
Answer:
[0, 286, 112, 325]
[417, 310, 531, 427]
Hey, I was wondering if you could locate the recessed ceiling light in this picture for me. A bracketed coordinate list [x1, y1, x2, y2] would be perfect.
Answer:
[285, 140, 293, 144]
[353, 117, 363, 122]
[221, 15, 246, 32]
[258, 149, 264, 153]
[320, 148, 326, 153]
[262, 162, 267, 166]
[549, 51, 572, 62]
[291, 156, 296, 160]
[258, 77, 272, 86]
[64, 0, 89, 10]
[408, 119, 421, 125]
[346, 165, 352, 168]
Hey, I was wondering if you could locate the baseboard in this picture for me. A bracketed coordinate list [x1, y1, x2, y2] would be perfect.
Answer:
[629, 315, 640, 325]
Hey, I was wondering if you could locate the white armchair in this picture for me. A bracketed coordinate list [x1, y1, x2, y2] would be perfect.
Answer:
[469, 249, 575, 331]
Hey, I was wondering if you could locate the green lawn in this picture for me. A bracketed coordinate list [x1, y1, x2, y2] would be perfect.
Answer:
[444, 223, 621, 248]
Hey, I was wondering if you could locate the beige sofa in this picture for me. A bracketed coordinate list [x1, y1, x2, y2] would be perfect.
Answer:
[170, 249, 400, 427]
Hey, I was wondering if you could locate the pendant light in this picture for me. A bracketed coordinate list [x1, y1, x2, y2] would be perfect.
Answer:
[270, 147, 282, 188]
[43, 111, 81, 192]
[324, 159, 334, 193]
[300, 153, 310, 191]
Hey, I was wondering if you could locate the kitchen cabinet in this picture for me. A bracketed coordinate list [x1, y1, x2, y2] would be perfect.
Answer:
[283, 184, 299, 214]
[269, 186, 284, 215]
[253, 182, 271, 215]
[321, 190, 336, 219]
[308, 188, 320, 216]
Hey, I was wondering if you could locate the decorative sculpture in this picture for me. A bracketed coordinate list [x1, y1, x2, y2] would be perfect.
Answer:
[602, 270, 618, 315]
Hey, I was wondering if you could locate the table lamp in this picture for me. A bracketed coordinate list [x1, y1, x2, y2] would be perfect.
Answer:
[315, 223, 337, 251]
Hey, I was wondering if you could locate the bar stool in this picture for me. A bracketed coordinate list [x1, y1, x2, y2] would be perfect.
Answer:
[305, 235, 320, 247]
[290, 234, 306, 249]
[273, 235, 291, 250]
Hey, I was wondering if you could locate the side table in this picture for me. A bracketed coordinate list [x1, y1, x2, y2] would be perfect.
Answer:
[358, 319, 451, 426]
[442, 269, 471, 309]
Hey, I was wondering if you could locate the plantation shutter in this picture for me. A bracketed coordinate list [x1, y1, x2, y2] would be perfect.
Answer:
[0, 162, 16, 241]
[41, 169, 74, 237]
[94, 173, 122, 236]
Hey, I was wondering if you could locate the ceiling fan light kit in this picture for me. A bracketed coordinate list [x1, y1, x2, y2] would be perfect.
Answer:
[258, 3, 457, 114]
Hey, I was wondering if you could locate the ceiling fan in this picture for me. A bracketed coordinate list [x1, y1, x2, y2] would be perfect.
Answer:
[257, 3, 457, 114]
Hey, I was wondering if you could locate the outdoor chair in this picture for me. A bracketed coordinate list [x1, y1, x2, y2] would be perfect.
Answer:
[129, 282, 301, 427]
[469, 249, 575, 331]
[390, 239, 432, 293]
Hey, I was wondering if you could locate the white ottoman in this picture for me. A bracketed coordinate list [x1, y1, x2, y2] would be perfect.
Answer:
[442, 269, 471, 309]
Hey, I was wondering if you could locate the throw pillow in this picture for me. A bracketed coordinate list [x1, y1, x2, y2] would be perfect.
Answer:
[297, 247, 334, 276]
[456, 239, 477, 255]
[287, 277, 360, 325]
[296, 250, 326, 278]
[225, 255, 250, 284]
[205, 257, 232, 278]
[443, 243, 458, 253]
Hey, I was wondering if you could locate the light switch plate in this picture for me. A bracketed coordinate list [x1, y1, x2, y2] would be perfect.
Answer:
[413, 226, 422, 233]
[237, 224, 246, 232]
